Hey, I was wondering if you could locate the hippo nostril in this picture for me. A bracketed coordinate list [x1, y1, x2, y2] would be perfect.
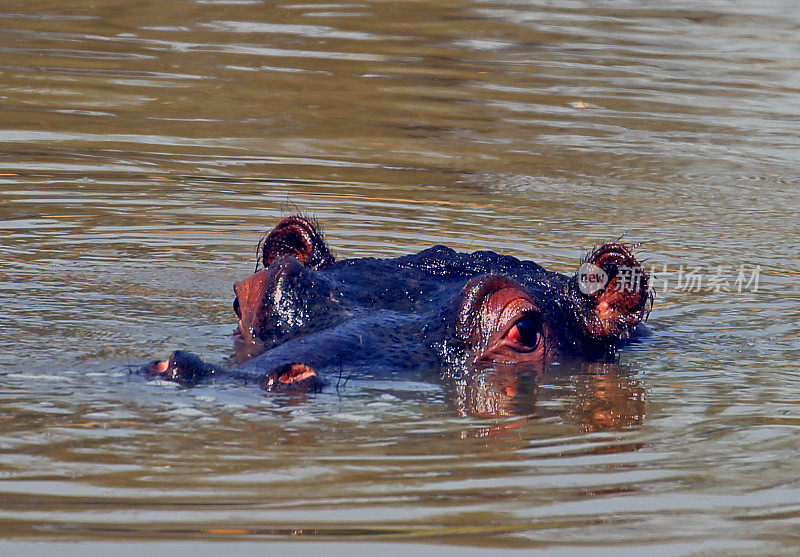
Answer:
[280, 363, 316, 383]
[261, 362, 322, 392]
[146, 359, 169, 375]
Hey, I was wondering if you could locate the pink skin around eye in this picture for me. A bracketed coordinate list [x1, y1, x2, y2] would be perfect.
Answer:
[495, 295, 536, 340]
[478, 289, 542, 355]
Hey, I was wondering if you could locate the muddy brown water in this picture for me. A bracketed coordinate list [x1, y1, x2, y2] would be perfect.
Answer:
[0, 1, 798, 555]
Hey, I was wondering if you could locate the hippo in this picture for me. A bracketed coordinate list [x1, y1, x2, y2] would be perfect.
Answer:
[147, 216, 652, 393]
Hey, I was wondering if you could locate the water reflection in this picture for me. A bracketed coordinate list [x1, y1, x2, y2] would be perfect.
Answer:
[562, 368, 647, 433]
[445, 362, 646, 432]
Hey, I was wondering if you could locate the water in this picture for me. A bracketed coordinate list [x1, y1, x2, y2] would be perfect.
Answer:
[0, 1, 798, 554]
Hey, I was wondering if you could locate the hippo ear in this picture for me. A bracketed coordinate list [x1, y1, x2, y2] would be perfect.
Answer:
[570, 243, 651, 342]
[259, 216, 334, 270]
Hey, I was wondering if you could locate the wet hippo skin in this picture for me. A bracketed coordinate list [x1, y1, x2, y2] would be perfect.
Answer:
[147, 216, 652, 392]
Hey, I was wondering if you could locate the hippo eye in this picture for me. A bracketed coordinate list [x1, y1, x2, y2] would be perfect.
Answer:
[505, 313, 542, 349]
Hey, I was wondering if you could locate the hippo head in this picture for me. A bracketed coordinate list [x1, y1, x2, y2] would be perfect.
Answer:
[219, 216, 652, 389]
